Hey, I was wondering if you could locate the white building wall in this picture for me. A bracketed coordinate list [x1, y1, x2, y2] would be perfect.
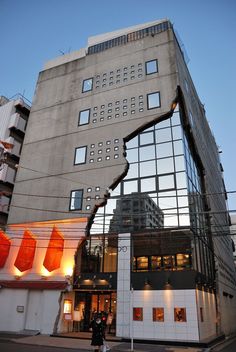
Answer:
[0, 288, 61, 333]
[0, 100, 15, 140]
[196, 289, 217, 340]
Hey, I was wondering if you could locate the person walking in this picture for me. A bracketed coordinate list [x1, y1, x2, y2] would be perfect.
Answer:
[90, 314, 105, 352]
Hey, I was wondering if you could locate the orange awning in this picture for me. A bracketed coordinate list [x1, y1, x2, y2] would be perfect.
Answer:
[0, 230, 11, 268]
[14, 229, 36, 272]
[43, 226, 64, 272]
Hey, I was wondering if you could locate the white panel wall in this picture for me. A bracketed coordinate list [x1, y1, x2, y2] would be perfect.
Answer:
[0, 288, 61, 334]
[196, 289, 217, 340]
[116, 233, 131, 338]
[0, 100, 14, 140]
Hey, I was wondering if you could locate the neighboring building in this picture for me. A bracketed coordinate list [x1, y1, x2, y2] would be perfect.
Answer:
[231, 215, 236, 267]
[0, 95, 30, 226]
[0, 19, 235, 344]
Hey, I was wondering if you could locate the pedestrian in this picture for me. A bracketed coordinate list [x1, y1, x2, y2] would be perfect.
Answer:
[90, 314, 105, 352]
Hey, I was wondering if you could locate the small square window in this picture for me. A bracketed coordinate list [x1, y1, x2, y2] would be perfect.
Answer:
[131, 103, 135, 108]
[103, 78, 106, 82]
[114, 146, 119, 151]
[133, 308, 143, 321]
[90, 151, 94, 156]
[117, 69, 120, 73]
[89, 159, 94, 163]
[86, 196, 91, 201]
[92, 119, 97, 123]
[110, 71, 114, 75]
[106, 141, 111, 145]
[114, 139, 119, 143]
[123, 78, 127, 82]
[70, 189, 83, 211]
[124, 67, 128, 71]
[100, 111, 104, 115]
[100, 117, 104, 121]
[93, 113, 97, 117]
[114, 154, 119, 159]
[87, 188, 92, 192]
[106, 156, 110, 160]
[123, 99, 127, 103]
[115, 101, 120, 105]
[130, 70, 135, 74]
[123, 112, 127, 116]
[131, 76, 135, 80]
[174, 308, 187, 322]
[146, 59, 158, 75]
[115, 114, 119, 118]
[102, 84, 106, 87]
[98, 142, 103, 147]
[115, 107, 120, 111]
[131, 110, 135, 114]
[107, 116, 112, 120]
[106, 148, 111, 152]
[86, 205, 91, 210]
[116, 80, 120, 84]
[108, 109, 112, 113]
[139, 108, 144, 112]
[108, 103, 112, 107]
[138, 68, 142, 72]
[95, 86, 99, 89]
[91, 144, 95, 148]
[78, 109, 90, 126]
[131, 97, 135, 101]
[82, 78, 93, 92]
[96, 75, 100, 79]
[95, 195, 100, 200]
[101, 104, 105, 108]
[139, 101, 143, 106]
[153, 308, 164, 322]
[109, 82, 113, 86]
[139, 95, 143, 100]
[95, 186, 100, 191]
[147, 92, 161, 109]
[103, 73, 107, 77]
[138, 74, 143, 78]
[74, 146, 87, 165]
[94, 106, 98, 110]
[97, 157, 102, 162]
[124, 72, 128, 76]
[131, 65, 135, 69]
[98, 150, 102, 154]
[138, 63, 142, 67]
[116, 74, 120, 78]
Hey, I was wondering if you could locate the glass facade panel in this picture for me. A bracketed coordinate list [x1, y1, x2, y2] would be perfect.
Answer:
[126, 148, 138, 162]
[140, 131, 154, 145]
[123, 180, 138, 194]
[155, 128, 172, 143]
[140, 177, 156, 192]
[70, 190, 83, 210]
[79, 109, 90, 125]
[156, 142, 173, 158]
[158, 174, 175, 190]
[139, 145, 155, 161]
[157, 157, 174, 174]
[140, 160, 156, 177]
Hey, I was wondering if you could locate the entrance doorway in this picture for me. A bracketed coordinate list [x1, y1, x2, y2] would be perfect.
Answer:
[74, 291, 116, 334]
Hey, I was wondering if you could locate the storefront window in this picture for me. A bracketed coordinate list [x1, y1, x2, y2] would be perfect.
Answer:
[136, 256, 148, 271]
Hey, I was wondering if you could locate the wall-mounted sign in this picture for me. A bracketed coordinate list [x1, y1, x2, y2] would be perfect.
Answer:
[16, 305, 24, 313]
[63, 299, 73, 321]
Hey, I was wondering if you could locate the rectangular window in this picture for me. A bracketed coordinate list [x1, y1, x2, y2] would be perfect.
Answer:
[153, 307, 164, 322]
[82, 78, 93, 92]
[200, 307, 204, 322]
[136, 256, 148, 271]
[74, 146, 87, 165]
[174, 308, 187, 322]
[78, 109, 90, 125]
[145, 59, 158, 75]
[70, 190, 83, 211]
[147, 92, 160, 109]
[133, 307, 143, 321]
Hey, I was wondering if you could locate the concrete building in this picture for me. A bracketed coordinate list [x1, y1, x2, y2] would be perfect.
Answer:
[230, 215, 236, 267]
[0, 95, 30, 226]
[0, 19, 235, 343]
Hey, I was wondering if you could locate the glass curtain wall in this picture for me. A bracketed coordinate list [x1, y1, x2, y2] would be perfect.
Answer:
[89, 105, 214, 279]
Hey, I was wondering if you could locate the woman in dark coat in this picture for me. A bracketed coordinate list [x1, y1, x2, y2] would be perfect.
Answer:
[90, 315, 105, 352]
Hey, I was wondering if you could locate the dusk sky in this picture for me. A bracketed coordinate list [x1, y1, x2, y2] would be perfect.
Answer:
[1, 0, 235, 211]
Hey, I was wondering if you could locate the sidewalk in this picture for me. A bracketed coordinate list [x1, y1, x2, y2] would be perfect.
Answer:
[10, 334, 207, 352]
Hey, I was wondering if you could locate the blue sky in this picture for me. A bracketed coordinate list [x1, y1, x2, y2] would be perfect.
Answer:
[1, 0, 236, 211]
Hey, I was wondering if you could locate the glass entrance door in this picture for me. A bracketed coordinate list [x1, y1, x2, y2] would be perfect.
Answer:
[75, 291, 116, 334]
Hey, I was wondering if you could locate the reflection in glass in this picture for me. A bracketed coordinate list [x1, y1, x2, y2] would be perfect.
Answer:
[140, 177, 156, 192]
[176, 172, 187, 189]
[157, 157, 174, 174]
[123, 180, 138, 194]
[140, 131, 154, 145]
[155, 128, 172, 143]
[175, 155, 185, 172]
[79, 109, 90, 125]
[139, 145, 155, 161]
[140, 160, 156, 177]
[126, 136, 138, 149]
[156, 142, 173, 158]
[171, 111, 181, 125]
[125, 163, 138, 179]
[146, 60, 158, 74]
[158, 174, 175, 190]
[172, 125, 182, 140]
[155, 119, 170, 129]
[126, 148, 138, 162]
[158, 191, 177, 209]
[173, 140, 184, 155]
